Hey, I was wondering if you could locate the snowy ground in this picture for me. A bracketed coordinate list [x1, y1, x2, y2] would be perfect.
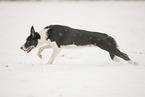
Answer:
[0, 1, 145, 97]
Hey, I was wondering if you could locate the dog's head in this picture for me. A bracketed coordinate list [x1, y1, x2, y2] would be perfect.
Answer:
[21, 26, 40, 53]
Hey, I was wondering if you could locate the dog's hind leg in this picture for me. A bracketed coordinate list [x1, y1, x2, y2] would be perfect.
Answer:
[109, 53, 120, 63]
[37, 45, 52, 59]
[113, 49, 136, 65]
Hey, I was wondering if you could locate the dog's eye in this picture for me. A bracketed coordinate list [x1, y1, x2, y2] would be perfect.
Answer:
[27, 41, 30, 44]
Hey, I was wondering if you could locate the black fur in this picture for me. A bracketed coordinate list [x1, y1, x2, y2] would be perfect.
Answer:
[25, 32, 40, 48]
[21, 26, 41, 52]
[45, 25, 131, 61]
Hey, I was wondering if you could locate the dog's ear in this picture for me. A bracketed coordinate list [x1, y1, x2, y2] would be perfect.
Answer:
[30, 26, 35, 38]
[31, 25, 35, 33]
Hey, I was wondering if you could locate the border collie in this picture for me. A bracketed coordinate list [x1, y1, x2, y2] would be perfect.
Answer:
[21, 25, 136, 65]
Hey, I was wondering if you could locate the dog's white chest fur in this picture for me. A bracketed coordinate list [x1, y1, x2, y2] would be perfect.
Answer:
[37, 29, 49, 47]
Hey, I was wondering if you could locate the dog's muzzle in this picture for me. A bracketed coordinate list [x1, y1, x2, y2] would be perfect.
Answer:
[21, 45, 35, 53]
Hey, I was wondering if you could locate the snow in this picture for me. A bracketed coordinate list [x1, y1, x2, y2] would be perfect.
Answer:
[0, 1, 145, 97]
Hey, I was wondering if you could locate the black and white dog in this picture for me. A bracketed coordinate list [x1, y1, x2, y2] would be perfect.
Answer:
[21, 25, 136, 65]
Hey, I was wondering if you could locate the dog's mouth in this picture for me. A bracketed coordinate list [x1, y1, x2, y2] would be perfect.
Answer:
[23, 45, 35, 53]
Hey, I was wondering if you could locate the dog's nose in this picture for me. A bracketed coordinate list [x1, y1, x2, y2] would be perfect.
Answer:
[20, 46, 23, 50]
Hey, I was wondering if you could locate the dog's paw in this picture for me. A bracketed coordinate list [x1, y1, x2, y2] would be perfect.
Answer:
[37, 53, 42, 59]
[113, 56, 120, 63]
[128, 60, 138, 66]
[47, 60, 53, 64]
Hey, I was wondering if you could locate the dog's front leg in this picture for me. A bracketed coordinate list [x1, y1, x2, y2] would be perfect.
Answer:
[47, 48, 61, 64]
[37, 45, 51, 59]
[47, 41, 61, 64]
